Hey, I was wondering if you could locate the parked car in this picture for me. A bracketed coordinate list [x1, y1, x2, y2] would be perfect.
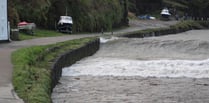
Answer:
[138, 15, 156, 20]
[161, 8, 171, 19]
[57, 16, 73, 33]
[18, 21, 36, 35]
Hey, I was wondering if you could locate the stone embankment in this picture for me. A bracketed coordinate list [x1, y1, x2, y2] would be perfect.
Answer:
[51, 39, 100, 89]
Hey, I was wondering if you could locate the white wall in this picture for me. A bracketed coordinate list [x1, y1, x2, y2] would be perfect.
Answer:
[0, 0, 8, 41]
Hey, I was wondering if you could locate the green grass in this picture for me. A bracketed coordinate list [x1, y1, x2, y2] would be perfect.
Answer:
[169, 20, 205, 30]
[19, 29, 65, 40]
[12, 37, 98, 103]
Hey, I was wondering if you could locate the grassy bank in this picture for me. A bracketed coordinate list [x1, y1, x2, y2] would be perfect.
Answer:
[12, 37, 98, 103]
[169, 20, 209, 30]
[19, 29, 65, 40]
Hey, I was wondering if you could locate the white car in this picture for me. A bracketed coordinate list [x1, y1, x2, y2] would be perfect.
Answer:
[57, 16, 73, 33]
[161, 8, 171, 18]
[18, 21, 36, 35]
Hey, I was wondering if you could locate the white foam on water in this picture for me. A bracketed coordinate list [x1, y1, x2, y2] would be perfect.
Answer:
[100, 36, 119, 43]
[62, 57, 209, 78]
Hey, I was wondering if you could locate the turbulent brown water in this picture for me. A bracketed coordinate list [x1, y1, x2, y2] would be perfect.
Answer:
[52, 30, 209, 103]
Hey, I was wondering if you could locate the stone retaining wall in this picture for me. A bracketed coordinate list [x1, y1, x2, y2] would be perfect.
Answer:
[121, 21, 209, 38]
[51, 38, 100, 89]
[121, 27, 192, 38]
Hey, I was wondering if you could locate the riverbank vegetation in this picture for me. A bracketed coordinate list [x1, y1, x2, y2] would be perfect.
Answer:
[12, 37, 98, 103]
[9, 0, 209, 32]
[9, 0, 209, 35]
[19, 29, 65, 40]
[9, 0, 128, 32]
[128, 0, 209, 20]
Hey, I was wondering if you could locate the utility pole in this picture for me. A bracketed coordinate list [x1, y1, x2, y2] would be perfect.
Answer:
[0, 0, 9, 42]
[65, 6, 68, 16]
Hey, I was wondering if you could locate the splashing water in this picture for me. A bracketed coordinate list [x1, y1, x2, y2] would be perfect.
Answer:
[62, 57, 209, 78]
[63, 30, 209, 78]
[100, 36, 119, 43]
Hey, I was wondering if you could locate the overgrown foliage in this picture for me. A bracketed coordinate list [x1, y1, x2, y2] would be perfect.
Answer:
[12, 37, 98, 103]
[128, 0, 209, 20]
[9, 0, 51, 28]
[9, 0, 128, 32]
[130, 0, 162, 15]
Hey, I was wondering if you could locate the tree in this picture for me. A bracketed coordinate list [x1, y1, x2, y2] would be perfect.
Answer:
[12, 0, 51, 27]
[188, 0, 209, 20]
[163, 0, 209, 20]
[130, 0, 209, 20]
[8, 0, 19, 27]
[9, 0, 129, 31]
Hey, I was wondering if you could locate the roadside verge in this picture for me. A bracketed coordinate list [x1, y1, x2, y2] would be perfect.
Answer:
[12, 37, 99, 103]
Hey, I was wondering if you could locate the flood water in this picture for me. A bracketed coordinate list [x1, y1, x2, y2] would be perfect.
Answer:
[52, 30, 209, 103]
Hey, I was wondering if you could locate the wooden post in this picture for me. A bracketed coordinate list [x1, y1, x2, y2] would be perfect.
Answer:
[10, 29, 19, 41]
